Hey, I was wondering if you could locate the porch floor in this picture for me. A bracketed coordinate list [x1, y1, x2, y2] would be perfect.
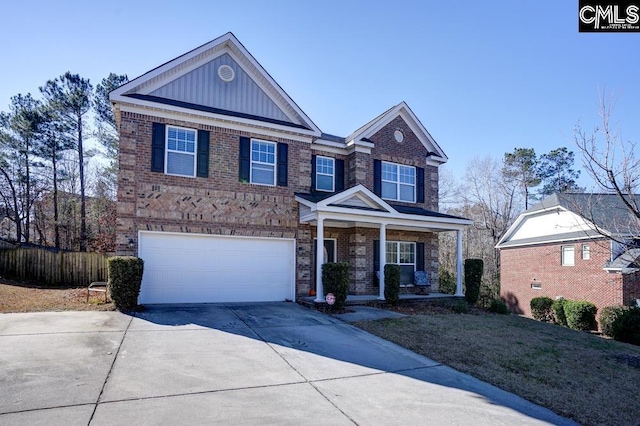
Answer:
[299, 292, 462, 306]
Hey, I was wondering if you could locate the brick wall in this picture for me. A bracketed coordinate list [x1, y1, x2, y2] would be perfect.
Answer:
[500, 239, 625, 318]
[117, 111, 314, 297]
[366, 116, 439, 211]
[117, 111, 443, 299]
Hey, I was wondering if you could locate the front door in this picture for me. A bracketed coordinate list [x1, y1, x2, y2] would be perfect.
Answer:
[314, 239, 336, 288]
[315, 239, 336, 264]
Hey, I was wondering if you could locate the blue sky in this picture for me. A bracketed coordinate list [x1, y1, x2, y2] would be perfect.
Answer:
[1, 0, 638, 188]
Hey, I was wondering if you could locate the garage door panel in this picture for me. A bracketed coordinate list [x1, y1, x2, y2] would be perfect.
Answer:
[138, 232, 294, 304]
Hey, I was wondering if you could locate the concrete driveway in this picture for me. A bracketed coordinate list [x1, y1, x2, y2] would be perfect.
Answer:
[0, 303, 576, 425]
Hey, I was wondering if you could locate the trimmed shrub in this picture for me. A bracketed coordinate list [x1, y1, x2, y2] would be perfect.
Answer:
[464, 258, 483, 305]
[530, 297, 554, 322]
[384, 264, 401, 306]
[600, 306, 640, 345]
[438, 266, 456, 295]
[322, 262, 349, 310]
[599, 306, 627, 338]
[564, 300, 598, 331]
[107, 256, 144, 311]
[451, 299, 469, 314]
[552, 298, 567, 326]
[489, 298, 509, 315]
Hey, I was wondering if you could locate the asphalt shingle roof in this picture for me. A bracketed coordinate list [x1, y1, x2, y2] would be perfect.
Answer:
[529, 193, 640, 236]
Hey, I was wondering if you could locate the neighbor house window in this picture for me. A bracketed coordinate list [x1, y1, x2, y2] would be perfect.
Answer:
[582, 244, 591, 260]
[166, 126, 197, 177]
[381, 162, 415, 202]
[386, 241, 416, 284]
[316, 156, 335, 192]
[251, 140, 276, 185]
[562, 245, 575, 266]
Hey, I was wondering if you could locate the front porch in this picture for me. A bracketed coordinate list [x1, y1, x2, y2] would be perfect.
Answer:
[296, 185, 472, 303]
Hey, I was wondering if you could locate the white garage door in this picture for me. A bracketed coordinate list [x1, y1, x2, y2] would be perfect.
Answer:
[138, 231, 295, 304]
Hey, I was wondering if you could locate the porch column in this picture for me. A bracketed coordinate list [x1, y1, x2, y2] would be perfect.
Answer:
[455, 229, 464, 296]
[314, 216, 325, 303]
[379, 222, 387, 300]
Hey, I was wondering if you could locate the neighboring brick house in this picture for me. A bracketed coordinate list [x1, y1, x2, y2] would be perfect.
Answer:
[497, 193, 640, 317]
[110, 32, 471, 304]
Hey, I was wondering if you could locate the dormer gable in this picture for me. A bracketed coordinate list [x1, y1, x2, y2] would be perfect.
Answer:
[346, 102, 447, 166]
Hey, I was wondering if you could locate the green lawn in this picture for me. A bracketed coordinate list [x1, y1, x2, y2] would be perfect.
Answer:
[354, 307, 640, 426]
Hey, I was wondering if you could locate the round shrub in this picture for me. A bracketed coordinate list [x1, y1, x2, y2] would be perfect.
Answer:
[600, 306, 640, 345]
[438, 266, 456, 295]
[451, 299, 469, 314]
[616, 307, 640, 345]
[489, 298, 509, 315]
[530, 297, 554, 322]
[384, 264, 401, 306]
[599, 306, 627, 337]
[552, 298, 567, 326]
[107, 256, 144, 311]
[322, 262, 349, 310]
[464, 258, 483, 305]
[564, 300, 598, 331]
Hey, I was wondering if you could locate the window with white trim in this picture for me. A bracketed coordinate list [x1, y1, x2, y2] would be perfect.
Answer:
[386, 241, 416, 284]
[381, 162, 415, 202]
[582, 244, 590, 260]
[562, 245, 575, 266]
[166, 126, 197, 177]
[251, 140, 276, 185]
[316, 156, 335, 192]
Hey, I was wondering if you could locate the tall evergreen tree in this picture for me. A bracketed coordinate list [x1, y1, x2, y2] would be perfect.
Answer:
[40, 72, 93, 251]
[502, 148, 540, 209]
[538, 147, 582, 195]
[33, 104, 75, 249]
[94, 73, 128, 195]
[0, 93, 45, 242]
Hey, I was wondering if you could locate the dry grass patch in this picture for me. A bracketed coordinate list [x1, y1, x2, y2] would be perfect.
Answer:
[354, 306, 640, 426]
[0, 279, 114, 313]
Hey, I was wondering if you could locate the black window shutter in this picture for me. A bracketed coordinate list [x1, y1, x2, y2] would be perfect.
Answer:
[311, 154, 317, 192]
[277, 143, 288, 187]
[373, 159, 382, 196]
[239, 137, 250, 182]
[335, 159, 345, 192]
[196, 130, 210, 178]
[373, 240, 380, 286]
[417, 167, 425, 203]
[416, 242, 425, 271]
[151, 123, 166, 173]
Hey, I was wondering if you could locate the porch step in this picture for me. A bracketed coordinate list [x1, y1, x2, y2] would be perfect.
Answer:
[298, 293, 462, 309]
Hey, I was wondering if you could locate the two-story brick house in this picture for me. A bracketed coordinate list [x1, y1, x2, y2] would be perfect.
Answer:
[110, 32, 471, 304]
[497, 193, 640, 318]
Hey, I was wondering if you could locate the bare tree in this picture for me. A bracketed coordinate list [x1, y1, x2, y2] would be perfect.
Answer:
[438, 156, 522, 302]
[574, 91, 640, 229]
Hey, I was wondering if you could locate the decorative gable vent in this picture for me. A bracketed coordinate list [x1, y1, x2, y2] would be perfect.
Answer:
[217, 65, 235, 82]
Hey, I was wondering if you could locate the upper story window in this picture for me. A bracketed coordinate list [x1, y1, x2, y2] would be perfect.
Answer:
[316, 156, 335, 192]
[251, 139, 276, 186]
[381, 161, 415, 203]
[166, 126, 197, 177]
[562, 245, 575, 266]
[582, 244, 591, 260]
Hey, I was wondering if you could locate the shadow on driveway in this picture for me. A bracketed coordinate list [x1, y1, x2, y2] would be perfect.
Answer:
[117, 302, 576, 425]
[0, 302, 577, 425]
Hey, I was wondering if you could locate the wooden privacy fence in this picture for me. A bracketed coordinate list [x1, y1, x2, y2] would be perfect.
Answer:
[0, 247, 112, 287]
